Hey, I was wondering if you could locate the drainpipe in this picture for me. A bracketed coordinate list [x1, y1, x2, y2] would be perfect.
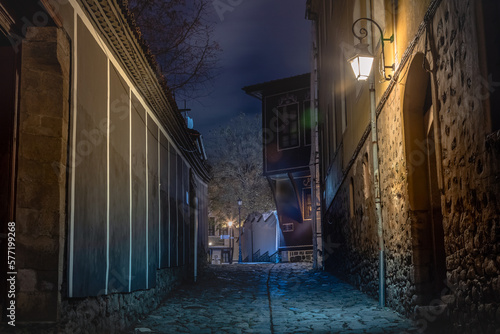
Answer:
[309, 10, 321, 271]
[369, 80, 385, 307]
[194, 197, 199, 282]
[365, 0, 385, 309]
[392, 0, 398, 69]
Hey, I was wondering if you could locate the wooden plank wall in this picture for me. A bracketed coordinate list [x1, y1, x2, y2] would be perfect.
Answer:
[131, 94, 147, 291]
[147, 114, 159, 289]
[108, 64, 131, 293]
[69, 16, 206, 297]
[72, 17, 107, 297]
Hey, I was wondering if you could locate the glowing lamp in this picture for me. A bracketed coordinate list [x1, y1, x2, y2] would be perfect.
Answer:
[349, 18, 394, 82]
[348, 43, 374, 81]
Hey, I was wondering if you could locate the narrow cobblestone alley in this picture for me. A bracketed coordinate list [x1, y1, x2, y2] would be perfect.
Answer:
[126, 263, 417, 334]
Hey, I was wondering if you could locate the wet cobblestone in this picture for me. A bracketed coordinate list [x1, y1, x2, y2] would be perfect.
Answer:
[125, 263, 418, 333]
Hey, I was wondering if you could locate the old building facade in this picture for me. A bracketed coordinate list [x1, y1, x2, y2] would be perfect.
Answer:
[244, 74, 323, 267]
[307, 0, 500, 332]
[0, 0, 209, 331]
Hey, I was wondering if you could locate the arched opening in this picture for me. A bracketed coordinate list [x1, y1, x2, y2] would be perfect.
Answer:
[403, 53, 446, 305]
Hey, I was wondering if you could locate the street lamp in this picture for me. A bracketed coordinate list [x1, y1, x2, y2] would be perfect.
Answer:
[237, 198, 242, 263]
[348, 17, 392, 308]
[348, 18, 394, 81]
[228, 221, 233, 263]
[348, 43, 374, 81]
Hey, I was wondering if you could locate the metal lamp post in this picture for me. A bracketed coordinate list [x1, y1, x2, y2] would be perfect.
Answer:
[348, 17, 394, 308]
[237, 198, 242, 263]
[228, 221, 233, 264]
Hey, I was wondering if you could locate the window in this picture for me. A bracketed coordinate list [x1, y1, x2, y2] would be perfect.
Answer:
[324, 103, 331, 164]
[303, 100, 312, 146]
[303, 188, 312, 220]
[282, 223, 294, 232]
[340, 54, 347, 134]
[277, 104, 299, 150]
[330, 97, 337, 155]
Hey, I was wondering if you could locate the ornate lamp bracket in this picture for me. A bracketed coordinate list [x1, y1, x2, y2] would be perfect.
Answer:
[352, 18, 394, 81]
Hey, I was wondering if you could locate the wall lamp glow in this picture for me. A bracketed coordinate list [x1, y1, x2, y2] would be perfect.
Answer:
[348, 18, 394, 81]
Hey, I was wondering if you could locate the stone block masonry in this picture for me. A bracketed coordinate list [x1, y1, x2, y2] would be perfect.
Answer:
[321, 1, 500, 332]
[58, 266, 189, 333]
[0, 266, 189, 333]
[432, 1, 500, 332]
[15, 26, 70, 322]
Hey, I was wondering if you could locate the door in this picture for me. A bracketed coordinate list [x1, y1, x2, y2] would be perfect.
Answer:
[0, 38, 21, 322]
[403, 54, 447, 304]
[424, 106, 447, 296]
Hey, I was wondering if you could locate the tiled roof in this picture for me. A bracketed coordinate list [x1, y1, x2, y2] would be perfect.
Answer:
[242, 73, 310, 99]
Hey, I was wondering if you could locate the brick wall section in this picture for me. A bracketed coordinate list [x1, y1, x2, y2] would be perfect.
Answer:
[15, 26, 70, 322]
[433, 0, 500, 332]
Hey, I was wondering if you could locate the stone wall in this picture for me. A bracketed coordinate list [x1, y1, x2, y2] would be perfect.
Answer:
[16, 26, 70, 322]
[323, 140, 383, 302]
[377, 80, 416, 317]
[322, 0, 500, 333]
[323, 80, 417, 317]
[287, 250, 313, 263]
[59, 266, 189, 333]
[432, 0, 500, 332]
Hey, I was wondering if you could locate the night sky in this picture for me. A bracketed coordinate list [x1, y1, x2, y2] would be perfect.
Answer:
[189, 0, 311, 136]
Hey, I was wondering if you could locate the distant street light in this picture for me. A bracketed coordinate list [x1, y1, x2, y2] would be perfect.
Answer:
[238, 198, 242, 263]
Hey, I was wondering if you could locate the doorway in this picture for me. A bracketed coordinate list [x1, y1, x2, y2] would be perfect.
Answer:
[0, 36, 21, 321]
[403, 53, 447, 304]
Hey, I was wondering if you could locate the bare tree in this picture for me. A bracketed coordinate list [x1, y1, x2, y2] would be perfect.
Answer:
[128, 0, 220, 99]
[206, 113, 275, 228]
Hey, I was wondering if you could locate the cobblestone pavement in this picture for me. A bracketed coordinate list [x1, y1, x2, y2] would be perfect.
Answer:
[125, 263, 418, 334]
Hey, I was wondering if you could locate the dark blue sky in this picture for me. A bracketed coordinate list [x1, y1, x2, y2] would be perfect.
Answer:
[189, 0, 311, 135]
